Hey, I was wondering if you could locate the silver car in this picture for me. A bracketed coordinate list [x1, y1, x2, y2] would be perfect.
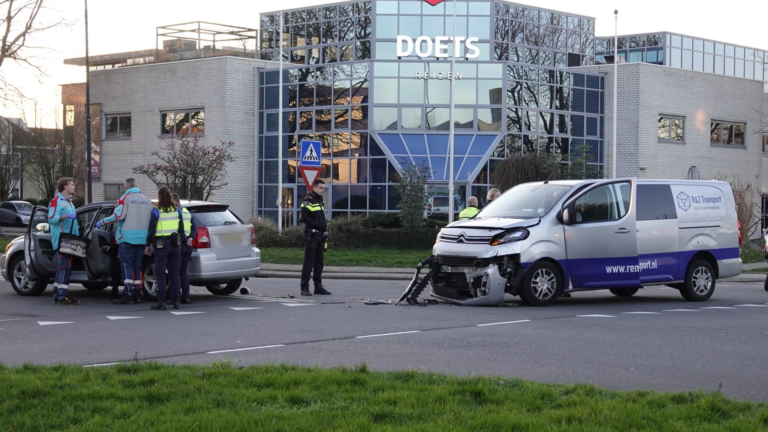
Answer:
[0, 200, 260, 299]
[0, 201, 33, 226]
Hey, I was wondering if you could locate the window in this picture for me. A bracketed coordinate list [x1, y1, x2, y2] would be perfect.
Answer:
[105, 114, 131, 138]
[710, 120, 745, 146]
[658, 115, 684, 142]
[65, 105, 75, 127]
[637, 184, 677, 221]
[161, 109, 204, 136]
[574, 182, 630, 223]
[104, 184, 125, 201]
[763, 134, 768, 154]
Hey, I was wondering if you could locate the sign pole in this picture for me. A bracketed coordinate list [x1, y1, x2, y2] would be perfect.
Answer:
[84, 0, 92, 204]
[612, 10, 618, 179]
[448, 0, 456, 223]
[277, 10, 284, 233]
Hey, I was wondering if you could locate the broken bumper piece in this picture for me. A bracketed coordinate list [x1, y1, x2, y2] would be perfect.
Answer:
[430, 264, 506, 306]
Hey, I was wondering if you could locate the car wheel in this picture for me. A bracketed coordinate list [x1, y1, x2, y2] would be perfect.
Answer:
[763, 276, 768, 292]
[205, 279, 242, 296]
[609, 287, 639, 297]
[519, 261, 562, 306]
[8, 254, 47, 296]
[680, 260, 716, 302]
[141, 260, 158, 301]
[14, 217, 22, 227]
[81, 282, 109, 291]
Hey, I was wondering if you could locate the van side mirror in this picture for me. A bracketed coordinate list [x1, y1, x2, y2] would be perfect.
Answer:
[562, 208, 570, 225]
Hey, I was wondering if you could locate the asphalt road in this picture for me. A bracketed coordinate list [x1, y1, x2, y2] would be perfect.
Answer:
[0, 276, 767, 401]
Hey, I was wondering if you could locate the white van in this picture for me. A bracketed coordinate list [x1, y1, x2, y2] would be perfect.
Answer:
[430, 179, 741, 306]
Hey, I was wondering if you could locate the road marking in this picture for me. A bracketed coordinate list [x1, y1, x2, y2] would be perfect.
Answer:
[83, 362, 119, 368]
[476, 320, 531, 327]
[621, 312, 661, 315]
[700, 307, 736, 310]
[734, 304, 768, 307]
[169, 311, 205, 315]
[207, 344, 285, 354]
[356, 330, 421, 339]
[282, 303, 314, 307]
[0, 318, 31, 322]
[38, 321, 75, 326]
[577, 314, 616, 318]
[229, 307, 263, 311]
[663, 309, 700, 312]
[106, 316, 143, 320]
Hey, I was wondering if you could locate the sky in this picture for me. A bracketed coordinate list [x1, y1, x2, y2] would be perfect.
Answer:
[1, 0, 765, 127]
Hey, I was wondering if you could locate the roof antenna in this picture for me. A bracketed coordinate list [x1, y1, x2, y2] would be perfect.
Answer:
[543, 167, 558, 184]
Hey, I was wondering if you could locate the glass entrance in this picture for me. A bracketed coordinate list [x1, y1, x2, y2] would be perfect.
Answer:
[426, 184, 467, 221]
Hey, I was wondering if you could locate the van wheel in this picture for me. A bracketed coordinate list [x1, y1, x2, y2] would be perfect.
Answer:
[205, 279, 242, 296]
[680, 260, 715, 301]
[9, 254, 48, 296]
[141, 260, 158, 301]
[609, 287, 639, 297]
[519, 261, 561, 306]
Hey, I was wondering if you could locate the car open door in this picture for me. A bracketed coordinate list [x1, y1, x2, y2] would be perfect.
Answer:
[83, 206, 114, 278]
[24, 206, 57, 280]
[561, 179, 640, 289]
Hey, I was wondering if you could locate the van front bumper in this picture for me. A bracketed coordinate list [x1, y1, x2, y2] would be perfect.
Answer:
[188, 247, 261, 284]
[429, 259, 510, 306]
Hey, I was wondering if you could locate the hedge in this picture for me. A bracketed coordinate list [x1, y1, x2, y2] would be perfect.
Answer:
[252, 215, 442, 250]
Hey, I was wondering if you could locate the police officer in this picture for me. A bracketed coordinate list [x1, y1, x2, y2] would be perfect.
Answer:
[95, 178, 152, 304]
[48, 177, 80, 305]
[299, 179, 331, 296]
[145, 187, 183, 310]
[459, 196, 480, 220]
[168, 193, 197, 305]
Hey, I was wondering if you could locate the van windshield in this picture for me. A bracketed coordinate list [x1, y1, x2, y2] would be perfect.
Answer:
[479, 183, 573, 219]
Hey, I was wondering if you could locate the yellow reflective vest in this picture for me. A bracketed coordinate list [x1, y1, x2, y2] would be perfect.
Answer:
[458, 206, 480, 220]
[156, 208, 181, 236]
[180, 207, 192, 237]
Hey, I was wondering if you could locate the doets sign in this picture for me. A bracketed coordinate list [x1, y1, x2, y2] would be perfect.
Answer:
[397, 35, 480, 59]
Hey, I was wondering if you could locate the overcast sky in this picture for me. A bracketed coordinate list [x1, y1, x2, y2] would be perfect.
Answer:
[2, 0, 765, 127]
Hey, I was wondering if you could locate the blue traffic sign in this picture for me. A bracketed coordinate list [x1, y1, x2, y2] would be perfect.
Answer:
[300, 140, 322, 167]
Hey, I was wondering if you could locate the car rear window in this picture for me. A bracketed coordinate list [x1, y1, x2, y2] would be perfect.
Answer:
[187, 205, 242, 227]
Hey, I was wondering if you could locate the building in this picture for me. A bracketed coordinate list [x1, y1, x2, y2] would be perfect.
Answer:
[63, 1, 768, 230]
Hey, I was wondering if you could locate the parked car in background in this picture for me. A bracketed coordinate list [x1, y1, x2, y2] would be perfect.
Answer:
[0, 201, 33, 226]
[0, 200, 261, 299]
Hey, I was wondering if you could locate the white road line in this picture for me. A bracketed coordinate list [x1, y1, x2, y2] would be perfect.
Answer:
[169, 311, 206, 315]
[106, 316, 143, 320]
[734, 304, 768, 307]
[229, 307, 263, 311]
[577, 314, 616, 318]
[83, 362, 119, 368]
[38, 321, 75, 326]
[207, 344, 285, 354]
[282, 303, 314, 307]
[356, 330, 421, 339]
[0, 318, 31, 322]
[663, 309, 700, 312]
[621, 312, 661, 315]
[700, 307, 736, 310]
[476, 320, 531, 327]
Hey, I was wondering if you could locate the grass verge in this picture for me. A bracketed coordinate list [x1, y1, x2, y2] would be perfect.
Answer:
[0, 236, 11, 253]
[741, 248, 765, 264]
[1, 362, 767, 431]
[261, 247, 432, 268]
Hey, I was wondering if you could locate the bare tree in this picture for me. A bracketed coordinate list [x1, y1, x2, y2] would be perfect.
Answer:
[0, 0, 63, 102]
[0, 117, 23, 200]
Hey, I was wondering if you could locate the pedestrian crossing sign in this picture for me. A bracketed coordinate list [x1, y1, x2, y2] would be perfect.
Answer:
[300, 140, 322, 167]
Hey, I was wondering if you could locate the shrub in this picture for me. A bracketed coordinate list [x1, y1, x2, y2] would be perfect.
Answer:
[251, 218, 305, 248]
[362, 212, 402, 229]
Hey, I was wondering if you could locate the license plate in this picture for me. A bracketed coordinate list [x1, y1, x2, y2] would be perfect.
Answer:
[221, 233, 242, 244]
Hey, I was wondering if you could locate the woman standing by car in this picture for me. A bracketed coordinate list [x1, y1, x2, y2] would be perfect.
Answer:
[48, 177, 80, 305]
[145, 187, 183, 310]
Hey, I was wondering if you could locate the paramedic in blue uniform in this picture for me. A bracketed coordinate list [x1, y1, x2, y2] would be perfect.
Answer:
[145, 187, 183, 310]
[48, 177, 80, 305]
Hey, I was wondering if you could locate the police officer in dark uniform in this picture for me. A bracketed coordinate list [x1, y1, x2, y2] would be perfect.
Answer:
[299, 179, 331, 297]
[145, 187, 183, 310]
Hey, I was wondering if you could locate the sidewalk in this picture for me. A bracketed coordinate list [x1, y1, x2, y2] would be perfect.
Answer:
[258, 262, 768, 282]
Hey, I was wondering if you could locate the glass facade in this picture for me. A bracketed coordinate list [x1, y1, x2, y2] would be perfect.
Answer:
[259, 0, 604, 223]
[596, 32, 768, 92]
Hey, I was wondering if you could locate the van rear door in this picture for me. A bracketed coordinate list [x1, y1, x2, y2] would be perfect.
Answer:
[562, 180, 640, 288]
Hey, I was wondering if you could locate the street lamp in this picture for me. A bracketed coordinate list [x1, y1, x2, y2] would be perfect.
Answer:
[612, 9, 618, 180]
[84, 0, 92, 203]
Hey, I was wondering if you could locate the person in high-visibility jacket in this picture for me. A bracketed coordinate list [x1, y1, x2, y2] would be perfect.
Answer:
[458, 196, 480, 220]
[145, 187, 183, 310]
[169, 193, 197, 305]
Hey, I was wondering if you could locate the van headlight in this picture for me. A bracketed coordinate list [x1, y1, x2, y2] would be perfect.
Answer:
[435, 233, 441, 244]
[490, 228, 529, 246]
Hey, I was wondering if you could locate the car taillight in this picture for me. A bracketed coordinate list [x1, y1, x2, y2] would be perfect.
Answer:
[250, 225, 256, 245]
[737, 220, 742, 246]
[194, 227, 210, 249]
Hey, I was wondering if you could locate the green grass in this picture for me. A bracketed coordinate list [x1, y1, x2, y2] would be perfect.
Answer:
[741, 248, 765, 264]
[261, 247, 432, 268]
[0, 362, 766, 431]
[0, 236, 11, 254]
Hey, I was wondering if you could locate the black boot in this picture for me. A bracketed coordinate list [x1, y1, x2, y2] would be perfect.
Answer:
[150, 301, 167, 310]
[115, 293, 134, 305]
[300, 287, 312, 296]
[314, 285, 331, 295]
[133, 294, 142, 304]
[173, 300, 181, 310]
